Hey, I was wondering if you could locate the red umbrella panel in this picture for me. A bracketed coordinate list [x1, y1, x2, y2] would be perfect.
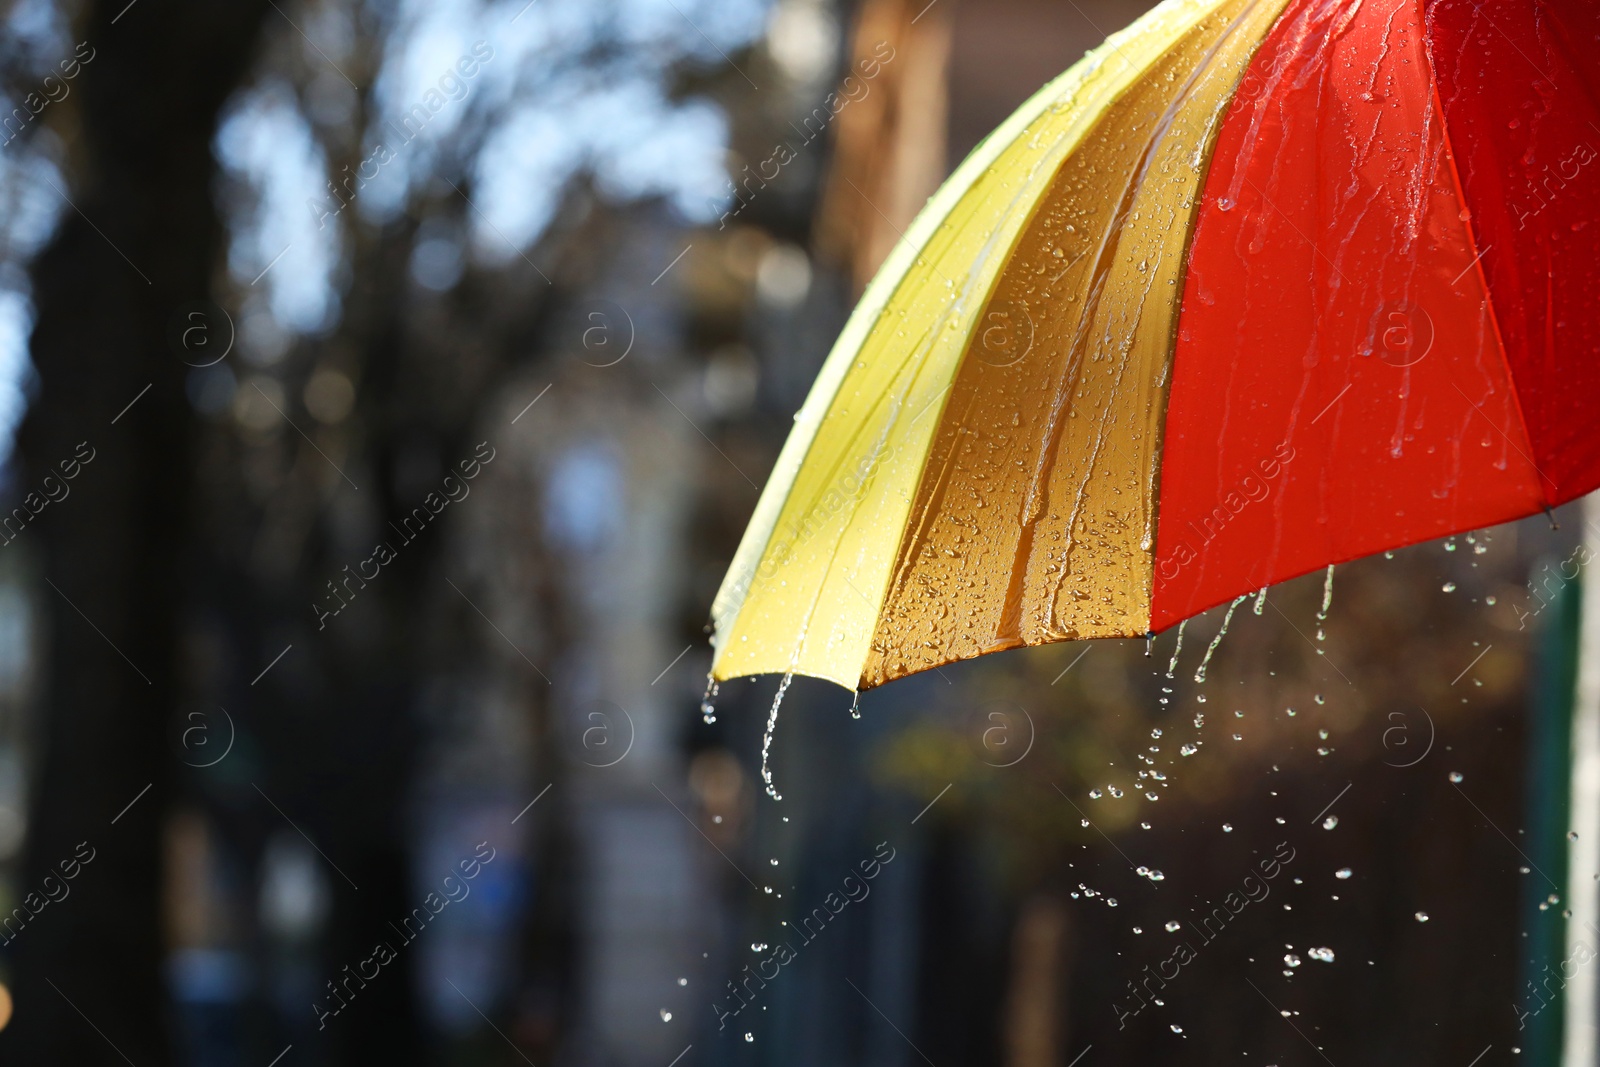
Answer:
[710, 0, 1600, 693]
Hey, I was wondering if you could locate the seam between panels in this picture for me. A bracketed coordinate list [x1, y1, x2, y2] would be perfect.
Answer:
[1147, 0, 1296, 633]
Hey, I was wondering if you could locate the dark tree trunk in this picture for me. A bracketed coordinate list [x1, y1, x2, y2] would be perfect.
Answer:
[4, 0, 271, 1059]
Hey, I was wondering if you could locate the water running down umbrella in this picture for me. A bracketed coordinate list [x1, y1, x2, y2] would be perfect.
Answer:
[709, 0, 1600, 708]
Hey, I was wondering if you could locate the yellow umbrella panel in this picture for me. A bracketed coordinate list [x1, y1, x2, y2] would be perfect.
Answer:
[710, 0, 1289, 692]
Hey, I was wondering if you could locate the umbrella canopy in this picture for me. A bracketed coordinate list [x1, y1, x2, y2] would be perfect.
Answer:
[711, 0, 1600, 693]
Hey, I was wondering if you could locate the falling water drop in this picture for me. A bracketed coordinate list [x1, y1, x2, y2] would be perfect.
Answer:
[701, 674, 720, 724]
[1414, 911, 1429, 922]
[1166, 620, 1187, 679]
[1449, 772, 1464, 783]
[760, 672, 793, 801]
[1322, 815, 1339, 830]
[1308, 947, 1335, 962]
[660, 1009, 673, 1022]
[1194, 596, 1247, 683]
[1165, 920, 1182, 932]
[1222, 823, 1234, 833]
[1336, 867, 1352, 879]
[1253, 587, 1268, 615]
[677, 977, 688, 986]
[1170, 1024, 1184, 1034]
[849, 691, 861, 720]
[745, 1033, 755, 1043]
[1315, 565, 1335, 640]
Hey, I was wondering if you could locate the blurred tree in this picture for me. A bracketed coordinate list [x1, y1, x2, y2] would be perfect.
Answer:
[8, 0, 273, 1061]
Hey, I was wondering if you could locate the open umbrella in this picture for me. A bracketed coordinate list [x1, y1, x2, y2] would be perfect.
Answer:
[709, 0, 1600, 698]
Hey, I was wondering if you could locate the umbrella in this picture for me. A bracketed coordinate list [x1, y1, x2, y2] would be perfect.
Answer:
[709, 0, 1600, 699]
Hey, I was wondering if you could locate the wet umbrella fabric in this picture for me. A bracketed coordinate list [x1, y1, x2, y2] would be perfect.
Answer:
[711, 0, 1600, 692]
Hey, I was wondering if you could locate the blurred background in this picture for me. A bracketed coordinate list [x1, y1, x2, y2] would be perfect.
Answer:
[0, 0, 1587, 1063]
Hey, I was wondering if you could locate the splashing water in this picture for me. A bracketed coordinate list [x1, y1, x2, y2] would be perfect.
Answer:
[760, 672, 794, 800]
[1166, 620, 1187, 679]
[701, 674, 720, 724]
[1194, 595, 1248, 683]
